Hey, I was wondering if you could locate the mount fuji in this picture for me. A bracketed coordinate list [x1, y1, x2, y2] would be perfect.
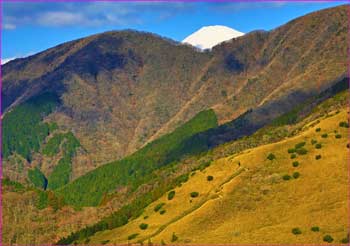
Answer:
[182, 25, 244, 50]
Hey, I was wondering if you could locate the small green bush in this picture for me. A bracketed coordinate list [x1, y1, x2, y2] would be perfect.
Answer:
[315, 155, 322, 160]
[190, 192, 199, 198]
[321, 133, 328, 138]
[290, 153, 297, 159]
[267, 153, 276, 160]
[339, 121, 349, 128]
[295, 148, 308, 155]
[288, 148, 296, 153]
[207, 175, 214, 181]
[295, 142, 306, 149]
[101, 240, 110, 245]
[167, 190, 175, 200]
[316, 128, 321, 132]
[159, 209, 166, 215]
[293, 172, 300, 179]
[292, 228, 302, 235]
[335, 134, 342, 139]
[171, 232, 178, 242]
[315, 143, 322, 149]
[128, 233, 139, 240]
[323, 235, 334, 243]
[340, 235, 349, 244]
[144, 216, 149, 219]
[311, 226, 320, 232]
[139, 223, 148, 230]
[292, 161, 299, 167]
[311, 139, 317, 145]
[154, 203, 165, 212]
[283, 175, 291, 181]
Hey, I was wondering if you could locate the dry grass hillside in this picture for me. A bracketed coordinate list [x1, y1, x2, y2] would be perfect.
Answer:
[87, 107, 349, 244]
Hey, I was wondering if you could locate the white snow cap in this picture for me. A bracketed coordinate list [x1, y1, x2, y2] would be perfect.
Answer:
[182, 25, 244, 50]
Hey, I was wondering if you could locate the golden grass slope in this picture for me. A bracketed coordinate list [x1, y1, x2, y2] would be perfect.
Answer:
[88, 108, 349, 244]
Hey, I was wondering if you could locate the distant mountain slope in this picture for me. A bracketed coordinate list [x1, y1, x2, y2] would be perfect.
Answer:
[2, 4, 348, 184]
[182, 25, 244, 49]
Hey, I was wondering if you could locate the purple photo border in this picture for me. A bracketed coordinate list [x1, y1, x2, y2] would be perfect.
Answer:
[0, 0, 349, 245]
[1, 1, 3, 246]
[0, 0, 341, 2]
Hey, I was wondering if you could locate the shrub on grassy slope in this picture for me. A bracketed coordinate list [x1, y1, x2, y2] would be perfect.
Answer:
[292, 228, 302, 235]
[315, 143, 322, 149]
[341, 234, 349, 244]
[323, 235, 334, 243]
[311, 226, 320, 232]
[339, 121, 349, 128]
[292, 161, 299, 167]
[295, 142, 306, 149]
[267, 153, 276, 160]
[171, 233, 178, 242]
[190, 192, 199, 198]
[167, 190, 175, 200]
[139, 223, 148, 230]
[127, 233, 139, 240]
[283, 175, 291, 181]
[154, 203, 165, 212]
[295, 148, 308, 155]
[207, 175, 214, 181]
[293, 172, 300, 179]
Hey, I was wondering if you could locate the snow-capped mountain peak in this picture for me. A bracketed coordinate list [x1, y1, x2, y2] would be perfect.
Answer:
[182, 25, 244, 50]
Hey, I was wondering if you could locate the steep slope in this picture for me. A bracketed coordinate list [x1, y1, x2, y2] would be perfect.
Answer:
[2, 31, 212, 174]
[86, 97, 349, 245]
[2, 5, 348, 184]
[182, 25, 244, 49]
[56, 86, 349, 245]
[56, 109, 217, 207]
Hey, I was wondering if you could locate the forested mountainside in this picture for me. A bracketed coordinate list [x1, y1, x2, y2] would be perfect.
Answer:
[1, 4, 349, 245]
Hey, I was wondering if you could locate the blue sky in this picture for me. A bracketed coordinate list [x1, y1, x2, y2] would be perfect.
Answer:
[1, 1, 347, 62]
